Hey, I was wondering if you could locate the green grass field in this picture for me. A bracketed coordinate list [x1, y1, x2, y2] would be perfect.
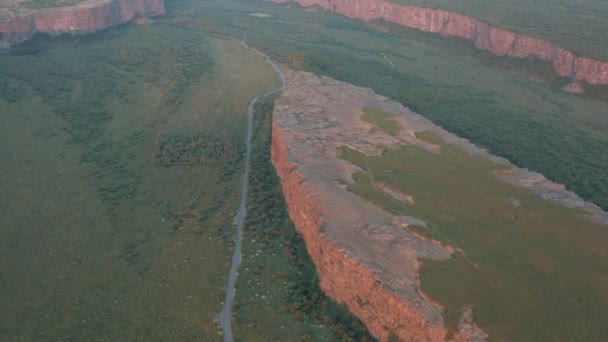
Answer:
[188, 0, 608, 213]
[340, 131, 608, 341]
[390, 0, 608, 61]
[0, 1, 372, 339]
[0, 17, 279, 341]
[362, 107, 401, 135]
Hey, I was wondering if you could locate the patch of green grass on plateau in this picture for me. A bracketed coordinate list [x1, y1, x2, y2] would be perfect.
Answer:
[362, 107, 401, 135]
[389, 0, 608, 61]
[340, 132, 608, 341]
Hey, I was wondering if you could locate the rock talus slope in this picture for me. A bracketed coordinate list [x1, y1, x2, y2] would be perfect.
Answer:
[0, 0, 164, 49]
[270, 0, 608, 85]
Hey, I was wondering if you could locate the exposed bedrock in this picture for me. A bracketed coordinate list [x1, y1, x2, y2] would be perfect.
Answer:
[270, 0, 608, 85]
[272, 128, 450, 341]
[271, 70, 608, 341]
[0, 0, 164, 49]
[270, 71, 493, 341]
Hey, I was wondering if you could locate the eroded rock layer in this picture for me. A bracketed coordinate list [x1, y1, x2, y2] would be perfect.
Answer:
[0, 0, 164, 49]
[270, 0, 608, 85]
[271, 70, 488, 341]
[271, 70, 608, 341]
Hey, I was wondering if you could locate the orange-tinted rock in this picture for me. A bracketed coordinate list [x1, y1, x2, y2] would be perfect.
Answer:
[509, 35, 555, 60]
[574, 57, 608, 84]
[271, 70, 488, 341]
[551, 48, 577, 78]
[441, 12, 476, 40]
[270, 0, 608, 84]
[0, 0, 164, 49]
[271, 128, 448, 341]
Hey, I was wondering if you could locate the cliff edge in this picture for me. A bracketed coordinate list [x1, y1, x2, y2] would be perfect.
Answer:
[270, 0, 608, 85]
[0, 0, 164, 49]
[271, 70, 489, 341]
[271, 70, 608, 341]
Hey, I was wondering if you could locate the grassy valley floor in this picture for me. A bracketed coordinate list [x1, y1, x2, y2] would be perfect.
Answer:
[0, 23, 278, 340]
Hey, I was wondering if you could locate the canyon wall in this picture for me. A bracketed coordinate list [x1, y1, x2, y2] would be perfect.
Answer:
[271, 128, 447, 341]
[271, 0, 608, 85]
[270, 71, 489, 341]
[0, 0, 164, 49]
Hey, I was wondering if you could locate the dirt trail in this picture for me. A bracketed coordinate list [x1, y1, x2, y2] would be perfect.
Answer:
[218, 34, 285, 342]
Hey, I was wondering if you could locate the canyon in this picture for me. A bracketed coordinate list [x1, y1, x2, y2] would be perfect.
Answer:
[0, 0, 164, 49]
[271, 70, 608, 341]
[270, 0, 608, 85]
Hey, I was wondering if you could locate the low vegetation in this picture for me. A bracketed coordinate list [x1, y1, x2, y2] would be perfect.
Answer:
[153, 133, 242, 166]
[340, 132, 608, 341]
[362, 107, 401, 135]
[1, 24, 215, 206]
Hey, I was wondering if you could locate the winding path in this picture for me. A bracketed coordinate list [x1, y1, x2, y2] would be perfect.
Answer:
[218, 34, 286, 342]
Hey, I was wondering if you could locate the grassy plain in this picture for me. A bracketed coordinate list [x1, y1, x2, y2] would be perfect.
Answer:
[340, 131, 608, 341]
[1, 1, 371, 339]
[0, 21, 278, 340]
[390, 0, 608, 61]
[361, 107, 401, 135]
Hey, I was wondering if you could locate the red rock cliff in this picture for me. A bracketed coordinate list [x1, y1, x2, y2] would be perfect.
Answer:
[0, 0, 164, 49]
[272, 127, 446, 341]
[270, 71, 488, 341]
[270, 0, 608, 85]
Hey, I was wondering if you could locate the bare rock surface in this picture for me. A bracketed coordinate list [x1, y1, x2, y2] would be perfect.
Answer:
[271, 70, 608, 341]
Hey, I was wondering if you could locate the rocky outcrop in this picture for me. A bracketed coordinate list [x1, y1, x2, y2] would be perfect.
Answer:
[0, 0, 164, 49]
[271, 70, 608, 341]
[271, 70, 488, 341]
[271, 127, 450, 341]
[270, 0, 608, 85]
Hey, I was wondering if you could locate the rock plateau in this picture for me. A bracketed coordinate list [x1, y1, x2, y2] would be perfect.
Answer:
[271, 70, 608, 341]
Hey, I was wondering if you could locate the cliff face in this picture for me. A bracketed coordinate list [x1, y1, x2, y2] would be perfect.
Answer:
[271, 0, 608, 85]
[271, 128, 448, 341]
[271, 70, 488, 341]
[0, 0, 164, 49]
[271, 71, 608, 341]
